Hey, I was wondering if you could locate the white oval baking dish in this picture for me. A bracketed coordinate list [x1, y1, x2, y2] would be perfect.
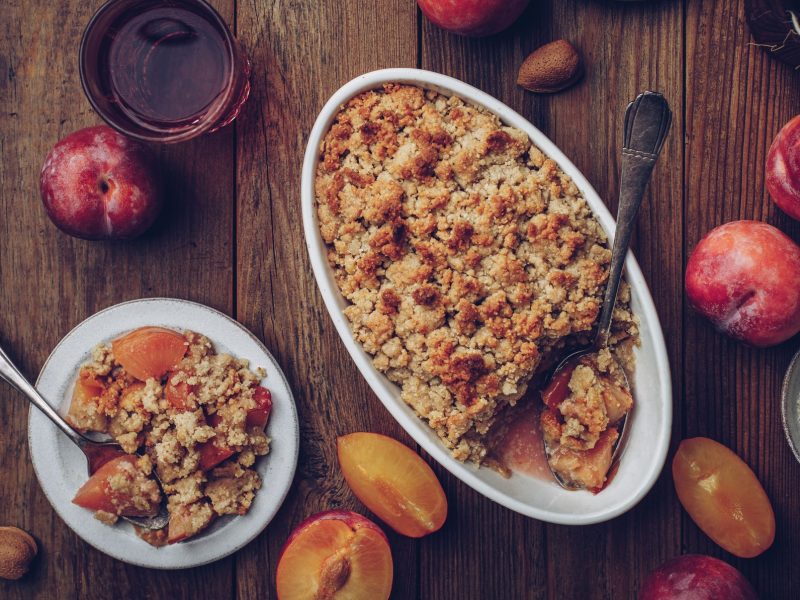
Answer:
[301, 68, 672, 525]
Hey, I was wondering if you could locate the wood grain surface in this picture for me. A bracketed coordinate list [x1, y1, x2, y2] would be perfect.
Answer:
[0, 0, 798, 598]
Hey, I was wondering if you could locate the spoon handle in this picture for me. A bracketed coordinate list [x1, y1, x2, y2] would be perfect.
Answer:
[595, 91, 672, 348]
[0, 342, 87, 447]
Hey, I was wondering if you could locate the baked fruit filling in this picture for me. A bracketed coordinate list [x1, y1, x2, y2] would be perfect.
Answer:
[72, 455, 162, 522]
[540, 349, 633, 490]
[67, 327, 272, 545]
[315, 83, 638, 469]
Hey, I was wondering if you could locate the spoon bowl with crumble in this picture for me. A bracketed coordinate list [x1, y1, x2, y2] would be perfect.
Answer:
[540, 91, 671, 491]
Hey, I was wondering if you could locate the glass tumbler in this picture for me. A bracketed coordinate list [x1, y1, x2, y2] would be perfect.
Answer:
[80, 0, 251, 143]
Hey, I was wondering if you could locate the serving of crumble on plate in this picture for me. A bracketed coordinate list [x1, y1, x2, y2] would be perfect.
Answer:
[28, 298, 299, 569]
[67, 327, 272, 546]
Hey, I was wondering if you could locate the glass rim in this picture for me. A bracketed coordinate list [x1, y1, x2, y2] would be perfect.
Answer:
[78, 0, 240, 143]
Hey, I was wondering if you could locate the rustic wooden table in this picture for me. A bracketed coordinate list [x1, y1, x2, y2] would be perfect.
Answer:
[1, 0, 799, 598]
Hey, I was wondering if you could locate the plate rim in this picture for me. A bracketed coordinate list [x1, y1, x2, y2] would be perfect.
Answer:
[27, 297, 300, 569]
[301, 67, 673, 525]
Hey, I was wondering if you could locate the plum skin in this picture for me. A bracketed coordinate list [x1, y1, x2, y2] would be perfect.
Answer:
[40, 125, 161, 240]
[767, 114, 800, 221]
[639, 555, 757, 600]
[417, 0, 530, 37]
[685, 220, 800, 347]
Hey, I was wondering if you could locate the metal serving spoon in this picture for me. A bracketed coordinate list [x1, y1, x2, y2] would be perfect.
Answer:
[0, 342, 169, 530]
[544, 91, 672, 490]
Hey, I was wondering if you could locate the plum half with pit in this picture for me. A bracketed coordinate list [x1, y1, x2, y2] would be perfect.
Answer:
[276, 510, 393, 600]
[685, 220, 800, 347]
[40, 125, 161, 240]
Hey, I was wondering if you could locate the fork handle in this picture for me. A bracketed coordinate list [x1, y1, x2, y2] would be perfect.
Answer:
[0, 342, 87, 447]
[595, 92, 672, 349]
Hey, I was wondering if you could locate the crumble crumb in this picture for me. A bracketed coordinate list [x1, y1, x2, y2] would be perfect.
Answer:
[94, 510, 118, 525]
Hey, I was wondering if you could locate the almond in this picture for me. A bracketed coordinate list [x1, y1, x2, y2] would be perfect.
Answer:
[0, 526, 37, 580]
[517, 40, 584, 94]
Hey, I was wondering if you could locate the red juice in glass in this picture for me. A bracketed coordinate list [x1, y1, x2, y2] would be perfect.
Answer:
[80, 0, 250, 143]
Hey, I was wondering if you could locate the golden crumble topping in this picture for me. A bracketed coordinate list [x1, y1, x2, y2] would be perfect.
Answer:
[315, 84, 638, 464]
[67, 329, 272, 545]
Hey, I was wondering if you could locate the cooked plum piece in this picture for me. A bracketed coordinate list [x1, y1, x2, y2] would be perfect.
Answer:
[68, 328, 273, 545]
[539, 349, 632, 490]
[112, 327, 187, 381]
[542, 423, 618, 491]
[72, 455, 162, 520]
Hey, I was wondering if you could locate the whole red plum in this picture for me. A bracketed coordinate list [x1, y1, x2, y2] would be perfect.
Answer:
[685, 220, 800, 347]
[40, 126, 161, 240]
[639, 555, 758, 600]
[767, 114, 800, 221]
[417, 0, 530, 37]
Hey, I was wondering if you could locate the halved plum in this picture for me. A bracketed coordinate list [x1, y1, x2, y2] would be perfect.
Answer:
[112, 327, 187, 382]
[544, 426, 619, 492]
[673, 437, 775, 558]
[276, 510, 393, 600]
[337, 432, 447, 538]
[72, 455, 161, 516]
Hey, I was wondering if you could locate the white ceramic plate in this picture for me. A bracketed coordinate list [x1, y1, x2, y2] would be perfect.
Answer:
[28, 298, 299, 569]
[302, 68, 672, 525]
